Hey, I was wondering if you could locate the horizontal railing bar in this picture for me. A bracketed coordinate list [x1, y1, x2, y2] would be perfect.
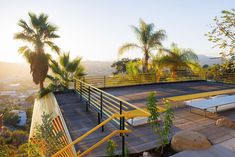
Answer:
[77, 130, 131, 157]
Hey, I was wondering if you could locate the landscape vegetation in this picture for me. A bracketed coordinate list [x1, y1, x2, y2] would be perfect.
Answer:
[0, 3, 234, 157]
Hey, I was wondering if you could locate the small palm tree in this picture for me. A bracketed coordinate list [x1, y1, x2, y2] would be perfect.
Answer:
[158, 43, 201, 80]
[118, 19, 167, 73]
[48, 52, 85, 91]
[14, 12, 60, 90]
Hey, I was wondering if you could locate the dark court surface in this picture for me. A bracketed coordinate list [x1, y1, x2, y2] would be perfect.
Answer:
[103, 80, 235, 107]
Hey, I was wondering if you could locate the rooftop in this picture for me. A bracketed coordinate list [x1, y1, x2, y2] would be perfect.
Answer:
[53, 80, 235, 156]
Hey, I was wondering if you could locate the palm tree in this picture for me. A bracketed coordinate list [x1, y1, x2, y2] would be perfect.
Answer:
[48, 52, 85, 91]
[158, 43, 201, 80]
[14, 12, 60, 90]
[118, 19, 167, 73]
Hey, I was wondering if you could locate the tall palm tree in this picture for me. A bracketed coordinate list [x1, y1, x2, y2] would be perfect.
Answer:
[48, 52, 85, 91]
[158, 43, 201, 80]
[118, 19, 167, 73]
[14, 12, 60, 90]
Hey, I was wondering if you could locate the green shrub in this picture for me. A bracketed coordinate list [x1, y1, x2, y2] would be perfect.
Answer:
[146, 92, 174, 154]
[106, 140, 117, 157]
[32, 112, 65, 156]
[11, 130, 28, 147]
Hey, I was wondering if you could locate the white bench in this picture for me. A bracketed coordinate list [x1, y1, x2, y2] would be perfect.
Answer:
[185, 95, 235, 117]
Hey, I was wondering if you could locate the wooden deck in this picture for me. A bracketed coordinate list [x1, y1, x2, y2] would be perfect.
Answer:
[55, 91, 166, 156]
[55, 89, 235, 156]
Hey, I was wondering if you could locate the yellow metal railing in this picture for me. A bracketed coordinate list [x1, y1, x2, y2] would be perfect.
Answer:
[52, 113, 130, 157]
[78, 129, 131, 157]
[167, 88, 235, 102]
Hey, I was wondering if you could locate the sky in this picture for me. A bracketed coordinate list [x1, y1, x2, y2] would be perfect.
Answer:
[0, 0, 234, 63]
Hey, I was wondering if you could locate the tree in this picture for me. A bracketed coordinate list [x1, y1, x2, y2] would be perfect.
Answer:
[118, 19, 167, 73]
[206, 9, 235, 59]
[158, 43, 201, 80]
[203, 64, 209, 69]
[14, 12, 60, 90]
[47, 52, 85, 91]
[111, 58, 140, 75]
[126, 60, 141, 76]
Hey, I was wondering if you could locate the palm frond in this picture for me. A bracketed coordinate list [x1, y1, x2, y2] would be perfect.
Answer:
[180, 49, 198, 62]
[59, 52, 70, 69]
[18, 46, 34, 63]
[14, 32, 34, 42]
[118, 43, 141, 55]
[44, 41, 60, 54]
[17, 19, 35, 34]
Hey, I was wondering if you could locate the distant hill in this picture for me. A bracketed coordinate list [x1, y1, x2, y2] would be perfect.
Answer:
[81, 61, 113, 76]
[0, 62, 31, 81]
[0, 55, 221, 81]
[0, 61, 114, 81]
[198, 54, 221, 66]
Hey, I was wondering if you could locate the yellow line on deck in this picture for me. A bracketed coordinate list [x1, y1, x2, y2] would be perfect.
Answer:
[167, 88, 235, 102]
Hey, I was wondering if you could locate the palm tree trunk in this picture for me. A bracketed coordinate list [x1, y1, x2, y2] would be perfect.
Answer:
[171, 70, 176, 81]
[39, 81, 44, 90]
[143, 51, 149, 73]
[156, 71, 161, 82]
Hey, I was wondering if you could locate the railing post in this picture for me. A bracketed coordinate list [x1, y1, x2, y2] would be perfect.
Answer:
[80, 82, 83, 100]
[119, 101, 125, 157]
[100, 93, 103, 118]
[104, 76, 106, 88]
[74, 79, 76, 90]
[122, 116, 125, 157]
[98, 112, 101, 124]
[119, 101, 122, 131]
[100, 92, 104, 132]
[88, 86, 91, 105]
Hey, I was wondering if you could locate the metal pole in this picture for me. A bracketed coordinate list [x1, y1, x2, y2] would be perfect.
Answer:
[80, 82, 82, 100]
[98, 112, 101, 124]
[88, 86, 91, 105]
[74, 79, 76, 90]
[100, 93, 103, 118]
[119, 101, 122, 131]
[100, 92, 104, 132]
[122, 116, 125, 157]
[104, 76, 106, 88]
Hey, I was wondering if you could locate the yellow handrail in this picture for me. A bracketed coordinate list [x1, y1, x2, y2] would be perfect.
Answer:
[167, 88, 235, 102]
[52, 113, 125, 157]
[78, 130, 131, 157]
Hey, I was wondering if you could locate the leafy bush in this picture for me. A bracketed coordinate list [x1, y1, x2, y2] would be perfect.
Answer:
[3, 112, 19, 127]
[29, 112, 65, 156]
[146, 92, 174, 154]
[106, 140, 117, 157]
[11, 130, 28, 147]
[0, 127, 29, 156]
